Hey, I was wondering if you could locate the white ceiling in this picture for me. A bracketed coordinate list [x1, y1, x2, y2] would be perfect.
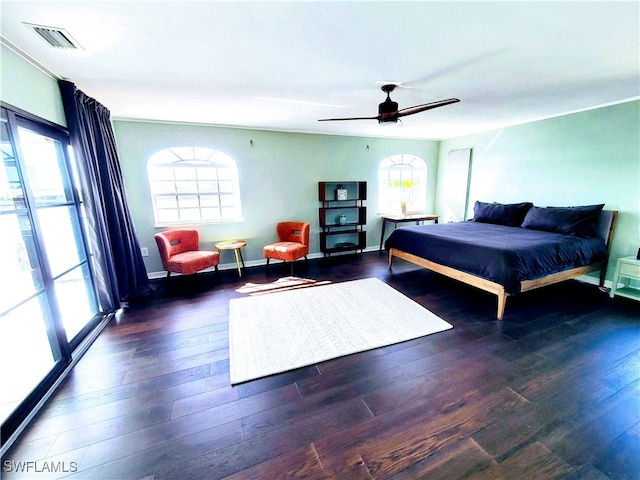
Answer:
[1, 1, 639, 140]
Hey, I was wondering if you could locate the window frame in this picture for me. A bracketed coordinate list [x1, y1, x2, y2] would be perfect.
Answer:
[377, 153, 428, 215]
[147, 147, 243, 226]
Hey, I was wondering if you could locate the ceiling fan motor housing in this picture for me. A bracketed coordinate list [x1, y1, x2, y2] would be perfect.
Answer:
[378, 99, 398, 123]
[378, 84, 399, 123]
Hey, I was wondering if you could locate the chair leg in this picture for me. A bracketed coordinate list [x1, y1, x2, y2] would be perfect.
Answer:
[214, 265, 221, 282]
[265, 258, 270, 273]
[289, 261, 294, 276]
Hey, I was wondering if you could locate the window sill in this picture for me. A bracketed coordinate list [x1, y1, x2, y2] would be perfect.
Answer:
[154, 218, 244, 228]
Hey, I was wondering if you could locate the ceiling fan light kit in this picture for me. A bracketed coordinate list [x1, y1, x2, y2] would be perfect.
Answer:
[318, 84, 460, 124]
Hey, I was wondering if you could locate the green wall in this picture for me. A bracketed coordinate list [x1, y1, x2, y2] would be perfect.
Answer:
[112, 120, 440, 274]
[438, 100, 640, 280]
[0, 43, 66, 126]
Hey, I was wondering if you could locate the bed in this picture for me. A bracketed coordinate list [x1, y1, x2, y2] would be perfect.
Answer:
[386, 202, 618, 320]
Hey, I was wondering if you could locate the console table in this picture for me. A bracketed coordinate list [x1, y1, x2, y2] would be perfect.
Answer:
[379, 214, 439, 251]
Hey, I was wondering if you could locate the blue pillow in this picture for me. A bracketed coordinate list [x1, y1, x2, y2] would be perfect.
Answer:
[473, 201, 533, 227]
[521, 204, 604, 237]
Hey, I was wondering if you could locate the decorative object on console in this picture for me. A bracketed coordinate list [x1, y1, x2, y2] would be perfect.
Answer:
[335, 242, 357, 248]
[335, 185, 348, 201]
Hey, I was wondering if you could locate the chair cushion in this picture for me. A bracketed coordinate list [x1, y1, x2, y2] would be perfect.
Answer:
[263, 242, 308, 262]
[166, 250, 220, 275]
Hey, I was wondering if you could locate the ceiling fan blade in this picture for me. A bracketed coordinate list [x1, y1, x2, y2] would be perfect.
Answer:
[318, 115, 379, 122]
[396, 98, 460, 117]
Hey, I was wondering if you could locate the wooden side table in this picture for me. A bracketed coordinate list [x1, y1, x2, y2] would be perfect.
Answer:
[610, 256, 640, 302]
[379, 213, 439, 251]
[215, 240, 247, 277]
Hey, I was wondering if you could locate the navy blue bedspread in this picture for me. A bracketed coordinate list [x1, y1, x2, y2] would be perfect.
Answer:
[385, 222, 607, 294]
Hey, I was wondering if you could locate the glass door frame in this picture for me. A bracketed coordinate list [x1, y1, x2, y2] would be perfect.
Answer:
[1, 103, 106, 448]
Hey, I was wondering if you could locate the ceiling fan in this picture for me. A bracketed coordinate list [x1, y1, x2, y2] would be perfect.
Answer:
[318, 84, 460, 124]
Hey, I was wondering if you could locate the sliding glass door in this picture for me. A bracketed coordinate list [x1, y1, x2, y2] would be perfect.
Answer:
[1, 106, 101, 442]
[0, 114, 63, 429]
[17, 126, 98, 342]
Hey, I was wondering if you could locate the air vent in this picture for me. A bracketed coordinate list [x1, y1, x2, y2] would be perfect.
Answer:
[24, 23, 82, 49]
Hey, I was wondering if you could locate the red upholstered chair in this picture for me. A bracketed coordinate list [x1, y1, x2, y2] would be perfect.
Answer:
[263, 221, 310, 275]
[154, 229, 220, 283]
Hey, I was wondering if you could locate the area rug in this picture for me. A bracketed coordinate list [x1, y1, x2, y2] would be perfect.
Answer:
[229, 277, 452, 384]
[235, 276, 331, 296]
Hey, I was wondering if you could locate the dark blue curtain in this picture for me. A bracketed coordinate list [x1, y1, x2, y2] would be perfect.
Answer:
[59, 80, 149, 307]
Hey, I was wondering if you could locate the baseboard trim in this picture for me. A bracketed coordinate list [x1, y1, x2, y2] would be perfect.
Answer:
[147, 247, 382, 279]
[577, 274, 613, 289]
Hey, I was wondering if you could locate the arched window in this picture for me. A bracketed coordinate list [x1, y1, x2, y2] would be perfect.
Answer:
[147, 147, 242, 225]
[378, 154, 427, 214]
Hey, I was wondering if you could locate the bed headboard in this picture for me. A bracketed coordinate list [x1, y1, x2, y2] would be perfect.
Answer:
[598, 210, 618, 250]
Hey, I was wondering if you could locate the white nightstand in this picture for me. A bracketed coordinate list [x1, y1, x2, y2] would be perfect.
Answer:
[610, 256, 640, 302]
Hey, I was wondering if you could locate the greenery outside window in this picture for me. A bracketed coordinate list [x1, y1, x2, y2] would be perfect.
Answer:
[148, 147, 242, 225]
[378, 154, 427, 214]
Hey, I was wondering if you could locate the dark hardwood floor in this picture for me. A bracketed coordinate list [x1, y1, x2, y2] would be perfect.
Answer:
[3, 252, 639, 479]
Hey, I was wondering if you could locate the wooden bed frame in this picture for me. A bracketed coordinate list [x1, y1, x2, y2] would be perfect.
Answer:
[388, 211, 618, 320]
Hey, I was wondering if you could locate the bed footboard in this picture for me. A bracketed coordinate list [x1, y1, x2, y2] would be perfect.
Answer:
[389, 248, 509, 320]
[389, 250, 609, 320]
